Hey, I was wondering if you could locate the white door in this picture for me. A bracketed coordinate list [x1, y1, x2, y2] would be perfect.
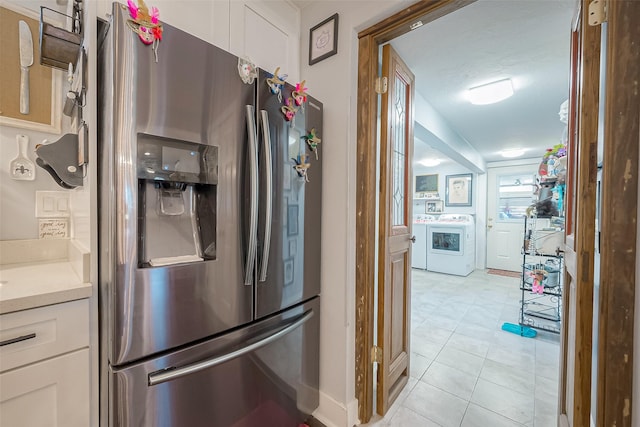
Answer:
[486, 163, 538, 271]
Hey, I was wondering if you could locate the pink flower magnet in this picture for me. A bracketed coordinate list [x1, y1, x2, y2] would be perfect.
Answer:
[292, 80, 308, 106]
[125, 0, 163, 61]
[281, 97, 298, 122]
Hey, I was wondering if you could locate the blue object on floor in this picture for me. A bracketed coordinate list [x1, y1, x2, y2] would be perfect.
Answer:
[501, 322, 537, 338]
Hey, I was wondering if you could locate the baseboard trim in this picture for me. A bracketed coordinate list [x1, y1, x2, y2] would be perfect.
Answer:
[312, 392, 360, 427]
[559, 413, 569, 427]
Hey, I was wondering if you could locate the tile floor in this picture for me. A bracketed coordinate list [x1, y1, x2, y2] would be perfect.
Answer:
[362, 269, 561, 427]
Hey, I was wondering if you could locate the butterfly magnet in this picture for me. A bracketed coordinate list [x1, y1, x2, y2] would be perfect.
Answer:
[281, 97, 298, 122]
[292, 154, 311, 182]
[303, 128, 322, 159]
[265, 67, 287, 102]
[292, 81, 308, 108]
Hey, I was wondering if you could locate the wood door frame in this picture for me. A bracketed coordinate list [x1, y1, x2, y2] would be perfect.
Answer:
[355, 0, 474, 422]
[596, 1, 639, 425]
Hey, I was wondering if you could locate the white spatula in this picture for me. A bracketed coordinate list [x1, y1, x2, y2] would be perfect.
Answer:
[10, 134, 36, 180]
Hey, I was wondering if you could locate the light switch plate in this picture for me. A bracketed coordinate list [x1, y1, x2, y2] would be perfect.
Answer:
[35, 191, 71, 218]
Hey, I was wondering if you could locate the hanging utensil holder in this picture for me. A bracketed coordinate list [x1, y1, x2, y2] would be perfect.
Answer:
[39, 4, 82, 71]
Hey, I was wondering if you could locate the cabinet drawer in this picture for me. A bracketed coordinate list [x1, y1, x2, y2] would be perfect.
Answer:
[0, 348, 90, 427]
[0, 299, 89, 373]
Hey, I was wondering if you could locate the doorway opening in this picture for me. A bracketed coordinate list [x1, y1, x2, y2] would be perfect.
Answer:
[356, 0, 574, 424]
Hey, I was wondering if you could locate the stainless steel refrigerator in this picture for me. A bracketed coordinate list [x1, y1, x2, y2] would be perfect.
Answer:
[98, 4, 322, 426]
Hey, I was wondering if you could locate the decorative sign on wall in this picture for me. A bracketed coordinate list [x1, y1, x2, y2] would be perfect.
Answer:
[39, 219, 69, 239]
[309, 13, 339, 65]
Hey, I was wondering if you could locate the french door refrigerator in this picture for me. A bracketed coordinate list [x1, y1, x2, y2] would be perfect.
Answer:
[98, 4, 322, 426]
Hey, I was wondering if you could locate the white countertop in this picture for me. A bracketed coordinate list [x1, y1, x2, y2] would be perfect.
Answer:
[0, 239, 92, 315]
[0, 261, 92, 314]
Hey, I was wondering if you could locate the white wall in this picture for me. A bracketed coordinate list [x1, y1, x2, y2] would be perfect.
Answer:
[0, 0, 85, 242]
[299, 2, 418, 426]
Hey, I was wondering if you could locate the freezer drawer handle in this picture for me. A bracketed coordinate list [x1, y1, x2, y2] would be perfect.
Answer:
[258, 110, 273, 282]
[148, 310, 314, 386]
[244, 105, 259, 286]
[0, 333, 36, 347]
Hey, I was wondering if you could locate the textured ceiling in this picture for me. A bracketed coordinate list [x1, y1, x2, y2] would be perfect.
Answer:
[391, 0, 575, 167]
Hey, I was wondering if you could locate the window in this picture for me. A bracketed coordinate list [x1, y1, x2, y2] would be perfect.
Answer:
[497, 174, 536, 220]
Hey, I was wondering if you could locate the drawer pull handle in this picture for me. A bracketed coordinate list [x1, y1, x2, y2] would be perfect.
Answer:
[0, 333, 36, 347]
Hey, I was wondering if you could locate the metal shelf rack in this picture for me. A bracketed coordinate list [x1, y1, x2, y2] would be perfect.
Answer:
[519, 216, 563, 334]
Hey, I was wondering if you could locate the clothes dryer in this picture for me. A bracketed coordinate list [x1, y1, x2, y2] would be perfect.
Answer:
[426, 214, 475, 276]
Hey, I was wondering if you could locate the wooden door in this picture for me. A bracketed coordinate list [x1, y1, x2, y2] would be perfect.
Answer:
[486, 163, 538, 272]
[559, 1, 599, 425]
[376, 43, 415, 416]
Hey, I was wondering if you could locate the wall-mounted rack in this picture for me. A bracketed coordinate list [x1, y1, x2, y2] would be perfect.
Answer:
[39, 1, 83, 71]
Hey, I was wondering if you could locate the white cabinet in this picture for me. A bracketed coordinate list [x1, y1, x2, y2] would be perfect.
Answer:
[0, 349, 90, 427]
[0, 300, 90, 427]
[230, 1, 301, 83]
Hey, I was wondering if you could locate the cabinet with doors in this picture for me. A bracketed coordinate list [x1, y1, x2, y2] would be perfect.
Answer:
[519, 215, 564, 334]
[0, 299, 90, 426]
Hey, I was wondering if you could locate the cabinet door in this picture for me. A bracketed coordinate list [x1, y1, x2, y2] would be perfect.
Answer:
[230, 1, 300, 83]
[0, 349, 89, 427]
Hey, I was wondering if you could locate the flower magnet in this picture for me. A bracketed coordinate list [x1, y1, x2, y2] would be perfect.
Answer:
[238, 57, 258, 84]
[125, 0, 163, 61]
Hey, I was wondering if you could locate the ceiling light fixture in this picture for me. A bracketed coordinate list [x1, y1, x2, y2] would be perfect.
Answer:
[467, 78, 514, 105]
[500, 148, 526, 158]
[419, 158, 441, 167]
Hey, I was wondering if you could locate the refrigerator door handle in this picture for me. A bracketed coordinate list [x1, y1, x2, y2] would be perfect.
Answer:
[258, 110, 273, 282]
[244, 105, 259, 286]
[147, 309, 314, 386]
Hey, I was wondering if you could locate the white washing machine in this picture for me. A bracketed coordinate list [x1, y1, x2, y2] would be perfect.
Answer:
[411, 214, 437, 269]
[426, 214, 475, 276]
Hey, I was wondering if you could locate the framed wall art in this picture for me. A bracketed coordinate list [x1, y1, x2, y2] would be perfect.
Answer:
[0, 2, 63, 134]
[445, 173, 473, 207]
[309, 13, 338, 65]
[414, 173, 438, 197]
[425, 200, 443, 214]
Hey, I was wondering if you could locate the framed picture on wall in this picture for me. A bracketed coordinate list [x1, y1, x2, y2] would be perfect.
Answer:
[414, 174, 438, 197]
[309, 13, 339, 65]
[445, 173, 472, 207]
[425, 200, 443, 213]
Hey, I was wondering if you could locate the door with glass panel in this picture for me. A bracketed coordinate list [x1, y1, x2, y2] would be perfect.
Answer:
[376, 43, 414, 415]
[486, 163, 538, 271]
